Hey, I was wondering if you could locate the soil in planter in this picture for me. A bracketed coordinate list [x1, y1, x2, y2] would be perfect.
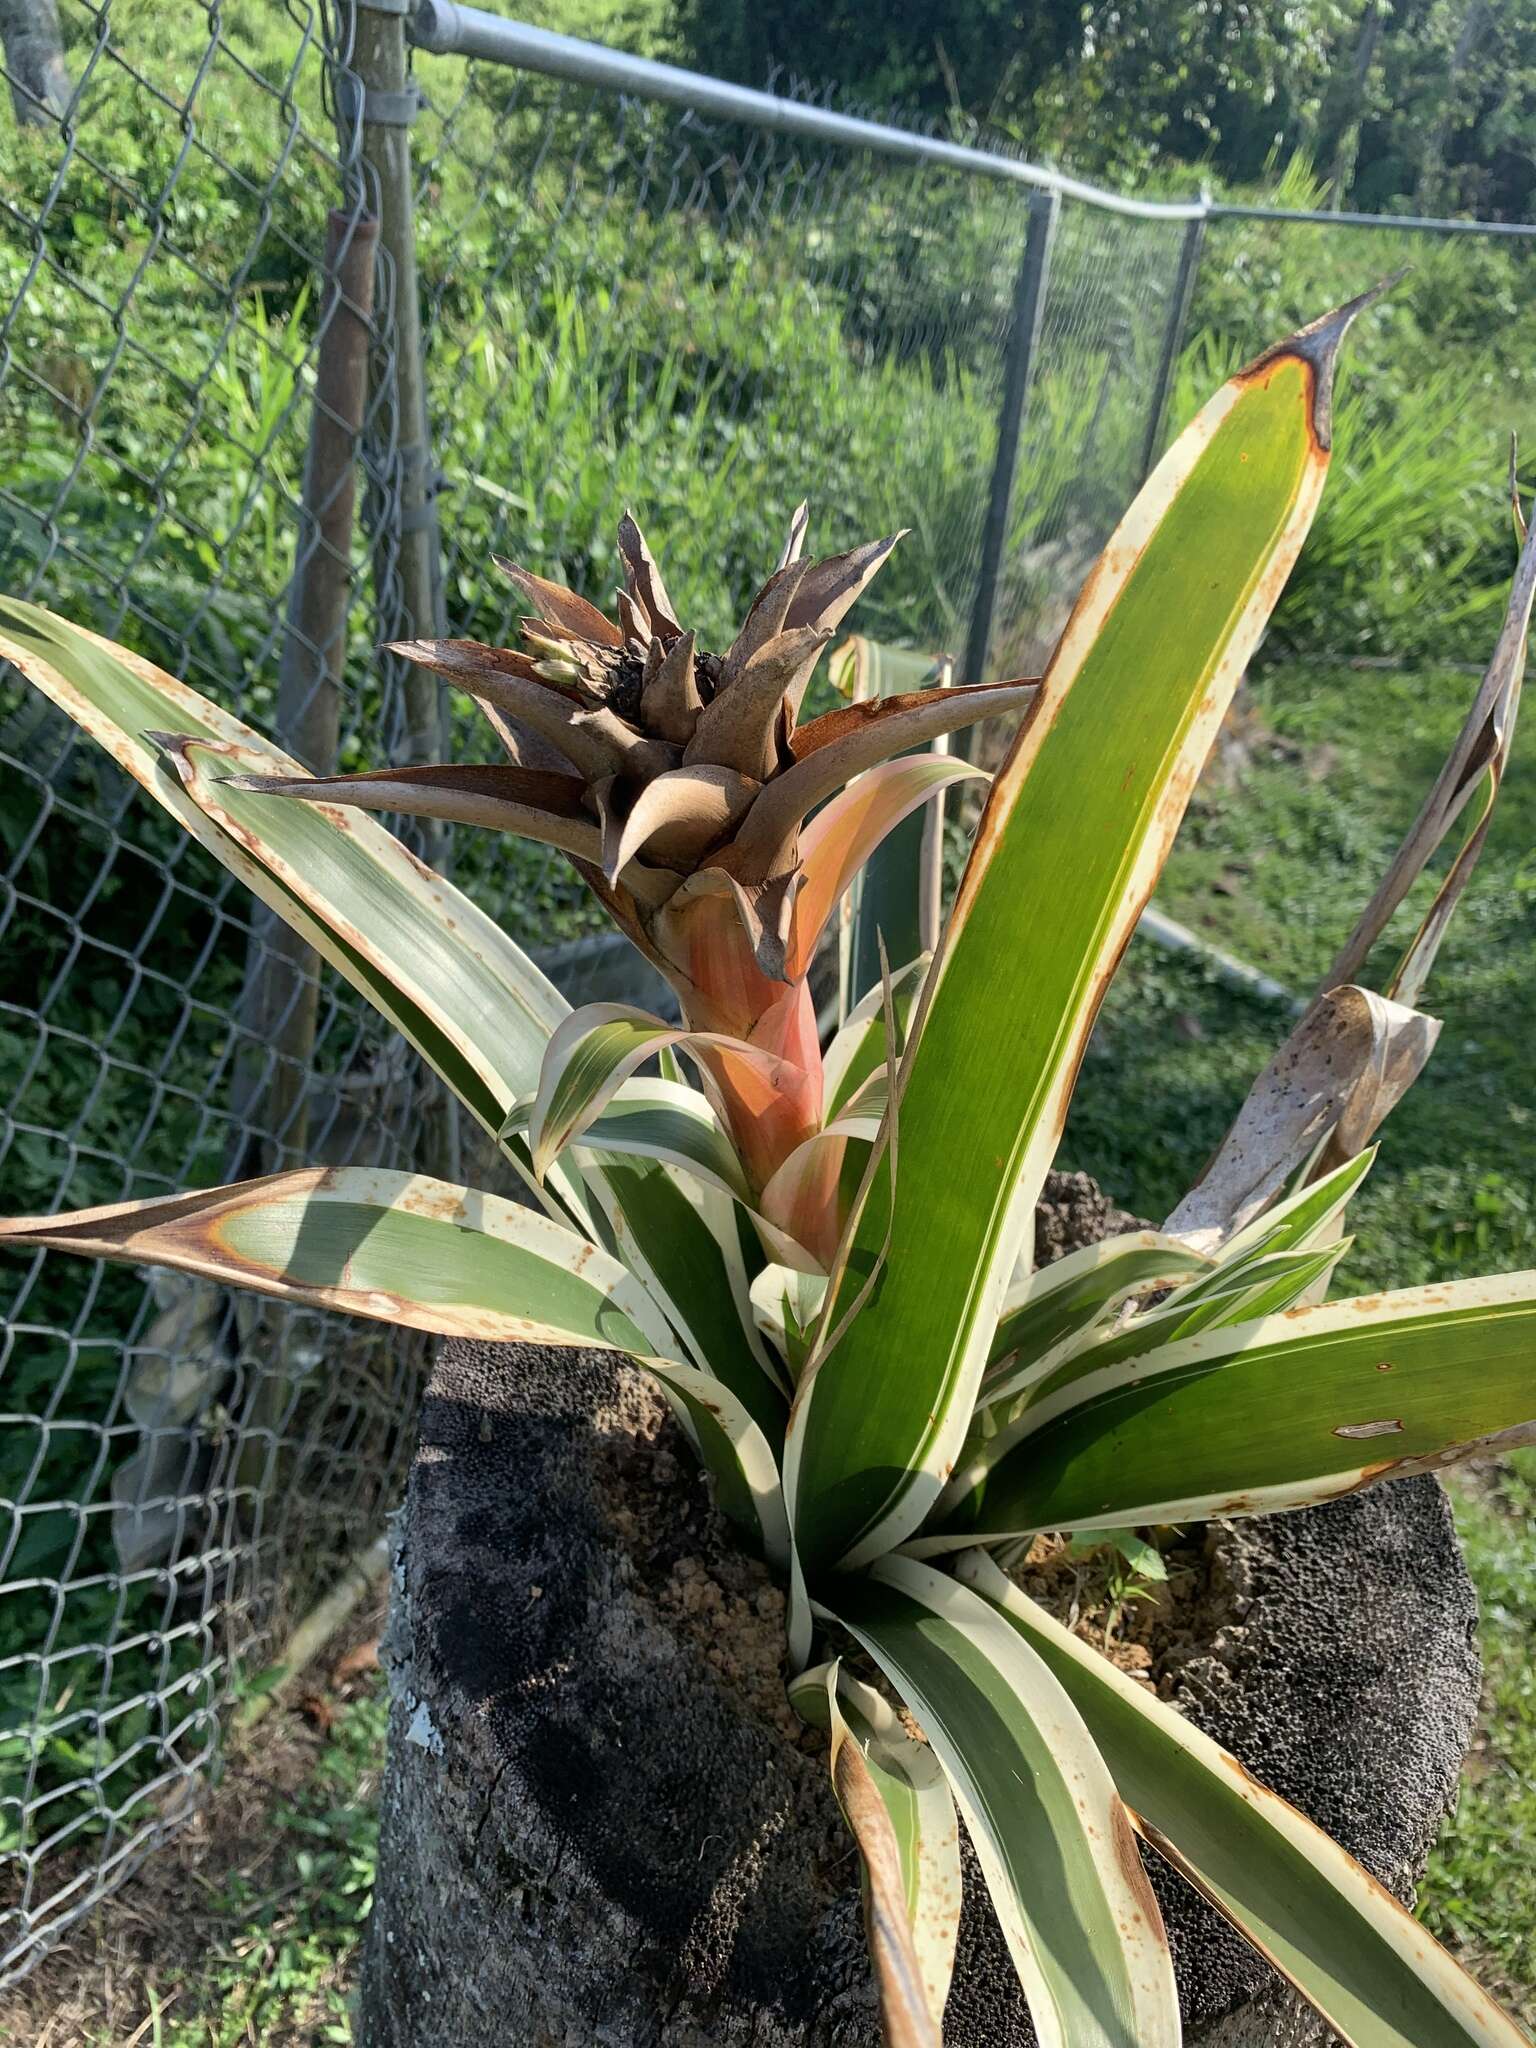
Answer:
[598, 1424, 814, 1753]
[608, 1404, 1233, 1726]
[597, 1167, 1231, 1756]
[368, 1166, 1476, 2048]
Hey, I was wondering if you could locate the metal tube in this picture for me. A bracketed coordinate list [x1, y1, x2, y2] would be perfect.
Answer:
[408, 2, 1536, 244]
[408, 2, 1206, 223]
[340, 0, 458, 1180]
[961, 189, 1058, 692]
[350, 1, 448, 770]
[1138, 211, 1206, 483]
[1208, 200, 1536, 239]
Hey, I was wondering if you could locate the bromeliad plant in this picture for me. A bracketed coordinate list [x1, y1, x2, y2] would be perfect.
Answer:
[3, 289, 1535, 2048]
[231, 513, 1030, 1270]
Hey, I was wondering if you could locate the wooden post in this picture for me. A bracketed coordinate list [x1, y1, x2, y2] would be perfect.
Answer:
[339, 0, 459, 1180]
[233, 210, 378, 1171]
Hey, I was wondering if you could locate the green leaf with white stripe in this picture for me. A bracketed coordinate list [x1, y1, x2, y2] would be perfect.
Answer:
[789, 1661, 961, 2045]
[0, 603, 570, 1146]
[505, 1079, 749, 1205]
[987, 1232, 1214, 1377]
[1172, 1242, 1349, 1324]
[788, 295, 1375, 1573]
[0, 1166, 790, 1557]
[939, 1270, 1536, 1544]
[950, 1241, 1350, 1513]
[749, 1263, 829, 1380]
[0, 1167, 665, 1354]
[1206, 1146, 1377, 1268]
[525, 1002, 780, 1185]
[976, 1240, 1352, 1428]
[591, 1162, 790, 1437]
[827, 1556, 1179, 2048]
[822, 955, 929, 1118]
[651, 1361, 790, 1569]
[957, 1549, 1529, 2048]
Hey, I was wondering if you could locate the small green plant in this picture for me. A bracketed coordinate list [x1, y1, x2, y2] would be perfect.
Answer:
[4, 291, 1535, 2046]
[1064, 1529, 1170, 1645]
[134, 1677, 388, 2048]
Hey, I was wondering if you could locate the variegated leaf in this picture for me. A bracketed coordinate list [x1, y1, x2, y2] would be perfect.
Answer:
[790, 293, 1376, 1573]
[958, 1550, 1529, 2048]
[827, 1556, 1179, 2048]
[934, 1270, 1536, 1546]
[789, 1661, 961, 2045]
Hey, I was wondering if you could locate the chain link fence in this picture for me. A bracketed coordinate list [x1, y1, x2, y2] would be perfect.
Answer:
[0, 0, 434, 1980]
[0, 0, 1531, 1986]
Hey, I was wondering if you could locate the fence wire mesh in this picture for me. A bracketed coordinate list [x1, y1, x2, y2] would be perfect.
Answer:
[0, 0, 438, 1980]
[0, 0, 1528, 1990]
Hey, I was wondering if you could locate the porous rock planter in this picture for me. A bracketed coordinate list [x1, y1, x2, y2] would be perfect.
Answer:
[359, 1175, 1482, 2048]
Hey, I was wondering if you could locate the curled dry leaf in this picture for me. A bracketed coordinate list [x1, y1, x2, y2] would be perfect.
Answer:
[1165, 986, 1440, 1249]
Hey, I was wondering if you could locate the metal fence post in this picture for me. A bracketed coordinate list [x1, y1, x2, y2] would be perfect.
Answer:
[1137, 208, 1207, 483]
[338, 0, 460, 1177]
[961, 187, 1058, 691]
[342, 0, 447, 765]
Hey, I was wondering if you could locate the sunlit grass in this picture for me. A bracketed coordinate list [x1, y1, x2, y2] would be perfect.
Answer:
[111, 1679, 388, 2048]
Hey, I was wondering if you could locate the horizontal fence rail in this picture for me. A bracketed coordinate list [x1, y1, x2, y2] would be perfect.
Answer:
[413, 1, 1536, 242]
[0, 0, 1530, 1992]
[1207, 200, 1536, 237]
[409, 5, 1208, 218]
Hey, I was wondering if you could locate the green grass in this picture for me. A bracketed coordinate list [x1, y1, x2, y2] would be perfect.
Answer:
[1424, 1455, 1536, 2032]
[104, 1679, 387, 2048]
[1064, 656, 1536, 1294]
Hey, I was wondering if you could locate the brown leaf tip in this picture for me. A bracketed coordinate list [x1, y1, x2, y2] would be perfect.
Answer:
[1245, 269, 1406, 452]
[143, 730, 207, 778]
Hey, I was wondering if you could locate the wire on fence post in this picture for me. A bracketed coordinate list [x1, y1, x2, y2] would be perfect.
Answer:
[341, 0, 448, 771]
[1138, 208, 1207, 484]
[233, 209, 378, 1175]
[961, 187, 1059, 702]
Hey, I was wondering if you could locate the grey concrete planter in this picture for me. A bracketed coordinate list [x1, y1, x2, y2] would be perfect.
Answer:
[357, 1327, 1480, 2048]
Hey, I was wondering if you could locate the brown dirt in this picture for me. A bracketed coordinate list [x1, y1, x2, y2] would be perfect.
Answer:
[606, 1421, 1236, 1734]
[0, 1598, 386, 2048]
[1006, 1527, 1242, 1690]
[1031, 1169, 1146, 1268]
[600, 1414, 814, 1752]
